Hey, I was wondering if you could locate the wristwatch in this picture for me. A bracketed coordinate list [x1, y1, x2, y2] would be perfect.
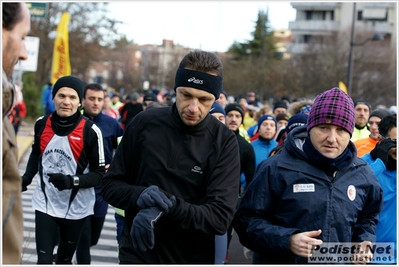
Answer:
[73, 176, 79, 186]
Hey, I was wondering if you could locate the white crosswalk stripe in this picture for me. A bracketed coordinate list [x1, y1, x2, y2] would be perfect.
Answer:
[20, 149, 119, 265]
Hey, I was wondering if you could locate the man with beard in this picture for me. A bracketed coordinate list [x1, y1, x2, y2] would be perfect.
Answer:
[224, 103, 256, 262]
[362, 114, 397, 264]
[225, 103, 256, 193]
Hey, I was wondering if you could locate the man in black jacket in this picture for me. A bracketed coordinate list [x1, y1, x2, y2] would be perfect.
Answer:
[225, 103, 256, 193]
[101, 50, 240, 264]
[224, 102, 256, 261]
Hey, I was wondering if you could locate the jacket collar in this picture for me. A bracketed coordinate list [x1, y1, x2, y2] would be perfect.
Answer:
[169, 103, 212, 134]
[2, 69, 15, 118]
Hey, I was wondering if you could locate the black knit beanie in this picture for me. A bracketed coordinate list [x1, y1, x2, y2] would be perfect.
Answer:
[225, 103, 244, 119]
[52, 76, 84, 103]
[369, 109, 391, 120]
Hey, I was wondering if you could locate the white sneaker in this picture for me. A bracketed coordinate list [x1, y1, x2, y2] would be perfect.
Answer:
[53, 245, 58, 263]
[71, 251, 77, 264]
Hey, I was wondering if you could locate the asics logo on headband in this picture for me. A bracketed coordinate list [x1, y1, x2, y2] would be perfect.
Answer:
[188, 77, 203, 84]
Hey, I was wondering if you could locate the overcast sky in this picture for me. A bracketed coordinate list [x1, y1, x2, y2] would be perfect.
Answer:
[108, 1, 296, 52]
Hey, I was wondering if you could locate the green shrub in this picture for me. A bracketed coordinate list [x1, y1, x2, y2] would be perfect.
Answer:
[22, 72, 41, 122]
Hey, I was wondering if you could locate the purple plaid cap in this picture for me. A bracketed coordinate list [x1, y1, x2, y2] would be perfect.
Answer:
[307, 87, 355, 136]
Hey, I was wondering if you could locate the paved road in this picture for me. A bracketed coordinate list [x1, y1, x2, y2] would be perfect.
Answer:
[18, 123, 251, 264]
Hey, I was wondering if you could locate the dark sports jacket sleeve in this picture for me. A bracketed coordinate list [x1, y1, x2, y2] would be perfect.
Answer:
[232, 161, 301, 258]
[21, 117, 45, 186]
[102, 108, 241, 236]
[241, 139, 256, 191]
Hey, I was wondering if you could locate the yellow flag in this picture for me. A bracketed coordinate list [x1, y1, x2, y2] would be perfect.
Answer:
[338, 81, 348, 94]
[51, 12, 71, 84]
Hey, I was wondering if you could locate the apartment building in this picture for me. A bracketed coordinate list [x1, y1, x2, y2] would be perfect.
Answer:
[287, 2, 397, 54]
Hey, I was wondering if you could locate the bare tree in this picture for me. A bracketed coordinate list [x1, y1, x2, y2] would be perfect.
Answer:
[279, 29, 396, 107]
[28, 2, 122, 89]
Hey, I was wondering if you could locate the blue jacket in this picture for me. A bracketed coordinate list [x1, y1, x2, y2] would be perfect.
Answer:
[362, 153, 396, 264]
[251, 137, 278, 167]
[83, 111, 124, 217]
[233, 126, 383, 264]
[84, 111, 124, 165]
[42, 86, 55, 115]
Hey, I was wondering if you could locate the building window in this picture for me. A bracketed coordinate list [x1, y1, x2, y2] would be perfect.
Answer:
[89, 69, 96, 78]
[363, 8, 387, 21]
[306, 11, 312, 20]
[357, 11, 363, 21]
[322, 11, 326, 20]
[331, 11, 334, 20]
[304, 35, 311, 43]
[95, 76, 104, 84]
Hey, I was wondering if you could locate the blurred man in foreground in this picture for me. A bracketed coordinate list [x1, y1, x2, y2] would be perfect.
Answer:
[2, 2, 31, 263]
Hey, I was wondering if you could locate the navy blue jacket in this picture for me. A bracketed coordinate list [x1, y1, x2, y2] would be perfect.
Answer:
[232, 126, 383, 264]
[84, 111, 123, 165]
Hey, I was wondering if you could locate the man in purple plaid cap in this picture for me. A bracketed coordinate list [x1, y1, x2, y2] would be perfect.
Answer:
[233, 87, 383, 264]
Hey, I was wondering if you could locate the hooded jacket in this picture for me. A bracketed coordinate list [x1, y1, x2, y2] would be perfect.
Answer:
[2, 70, 23, 264]
[233, 125, 383, 264]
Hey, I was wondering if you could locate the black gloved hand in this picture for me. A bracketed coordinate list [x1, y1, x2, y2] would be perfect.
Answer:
[48, 173, 73, 191]
[21, 175, 29, 192]
[130, 206, 164, 252]
[137, 185, 173, 211]
[370, 138, 397, 167]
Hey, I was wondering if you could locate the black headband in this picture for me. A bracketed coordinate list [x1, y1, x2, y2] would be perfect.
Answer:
[174, 68, 222, 100]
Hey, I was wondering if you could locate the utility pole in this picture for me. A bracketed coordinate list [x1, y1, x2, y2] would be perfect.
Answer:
[346, 2, 356, 97]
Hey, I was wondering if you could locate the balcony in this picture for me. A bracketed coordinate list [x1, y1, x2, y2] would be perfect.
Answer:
[286, 43, 326, 55]
[286, 43, 308, 54]
[355, 21, 394, 34]
[291, 2, 339, 11]
[289, 20, 340, 34]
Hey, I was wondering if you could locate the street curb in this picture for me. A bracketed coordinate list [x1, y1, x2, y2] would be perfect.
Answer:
[16, 135, 33, 162]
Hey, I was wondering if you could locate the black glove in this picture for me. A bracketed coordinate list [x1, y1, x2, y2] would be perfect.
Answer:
[370, 138, 397, 167]
[21, 175, 29, 192]
[48, 173, 73, 191]
[130, 206, 164, 252]
[137, 185, 173, 211]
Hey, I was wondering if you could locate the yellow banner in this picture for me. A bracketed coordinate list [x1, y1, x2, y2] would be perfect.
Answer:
[338, 81, 348, 94]
[51, 12, 71, 84]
